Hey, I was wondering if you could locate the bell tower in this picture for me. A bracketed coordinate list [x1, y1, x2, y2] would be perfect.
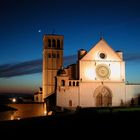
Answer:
[42, 34, 64, 101]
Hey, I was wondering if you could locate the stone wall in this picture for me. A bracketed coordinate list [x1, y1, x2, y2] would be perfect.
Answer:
[8, 103, 46, 120]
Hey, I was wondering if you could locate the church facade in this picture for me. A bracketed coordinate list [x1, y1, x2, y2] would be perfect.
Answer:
[57, 37, 126, 108]
[35, 34, 140, 109]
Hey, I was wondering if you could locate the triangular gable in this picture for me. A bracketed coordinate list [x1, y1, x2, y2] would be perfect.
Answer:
[81, 39, 122, 61]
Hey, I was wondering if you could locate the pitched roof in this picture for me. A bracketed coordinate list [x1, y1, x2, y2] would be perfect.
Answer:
[81, 38, 122, 61]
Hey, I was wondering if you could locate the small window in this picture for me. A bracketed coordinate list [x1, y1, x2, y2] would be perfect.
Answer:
[73, 81, 75, 86]
[69, 100, 72, 107]
[99, 53, 106, 59]
[69, 81, 71, 86]
[76, 82, 79, 86]
[52, 39, 56, 47]
[36, 96, 38, 101]
[48, 53, 51, 58]
[48, 39, 51, 47]
[57, 53, 60, 58]
[57, 39, 60, 48]
[61, 80, 65, 86]
[52, 53, 56, 58]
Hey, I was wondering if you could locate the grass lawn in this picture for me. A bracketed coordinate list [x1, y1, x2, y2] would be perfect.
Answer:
[89, 106, 140, 113]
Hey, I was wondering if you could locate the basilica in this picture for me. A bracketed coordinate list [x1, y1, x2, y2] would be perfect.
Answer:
[34, 34, 140, 109]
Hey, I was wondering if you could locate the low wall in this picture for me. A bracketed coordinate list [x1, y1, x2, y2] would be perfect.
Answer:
[8, 103, 46, 120]
[0, 111, 15, 121]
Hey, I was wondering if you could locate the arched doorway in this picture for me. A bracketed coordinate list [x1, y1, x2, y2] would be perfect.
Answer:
[96, 93, 103, 107]
[94, 86, 112, 107]
[103, 92, 112, 107]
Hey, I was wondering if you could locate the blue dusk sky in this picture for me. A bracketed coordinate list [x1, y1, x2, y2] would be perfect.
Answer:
[0, 0, 140, 94]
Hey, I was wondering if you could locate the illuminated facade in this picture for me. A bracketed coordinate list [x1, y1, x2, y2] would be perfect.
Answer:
[56, 37, 140, 108]
[35, 34, 140, 108]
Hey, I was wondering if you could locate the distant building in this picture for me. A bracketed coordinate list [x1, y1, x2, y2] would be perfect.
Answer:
[35, 34, 140, 109]
[34, 87, 43, 102]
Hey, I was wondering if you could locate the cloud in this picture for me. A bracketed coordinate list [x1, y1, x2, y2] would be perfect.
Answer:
[124, 53, 140, 62]
[1, 53, 140, 78]
[0, 55, 77, 78]
[0, 59, 42, 78]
